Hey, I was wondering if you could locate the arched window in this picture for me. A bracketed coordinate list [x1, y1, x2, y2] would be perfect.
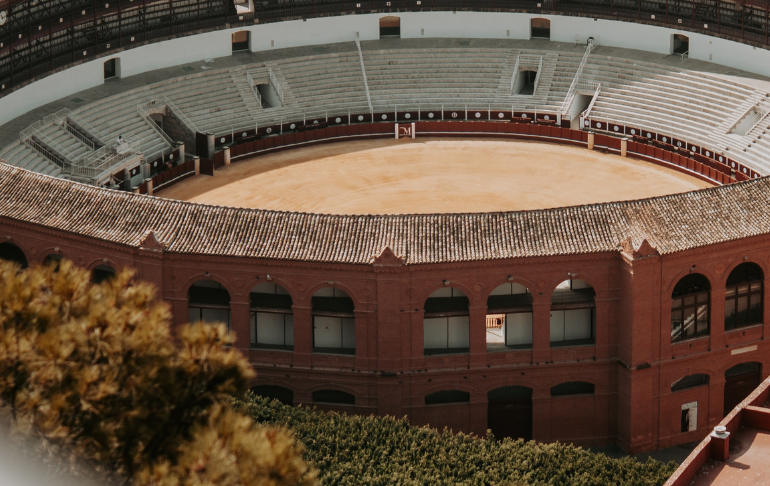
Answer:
[92, 264, 116, 283]
[671, 274, 710, 343]
[250, 282, 293, 350]
[425, 390, 470, 405]
[312, 287, 355, 355]
[424, 287, 469, 356]
[188, 280, 231, 330]
[0, 242, 28, 268]
[671, 374, 709, 392]
[251, 385, 294, 406]
[551, 381, 595, 397]
[486, 282, 533, 350]
[725, 263, 763, 331]
[312, 389, 355, 405]
[550, 279, 595, 347]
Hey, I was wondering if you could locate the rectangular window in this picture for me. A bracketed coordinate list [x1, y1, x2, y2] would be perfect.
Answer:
[251, 312, 293, 348]
[189, 307, 231, 331]
[424, 316, 469, 354]
[504, 312, 533, 347]
[313, 316, 355, 353]
[550, 308, 594, 347]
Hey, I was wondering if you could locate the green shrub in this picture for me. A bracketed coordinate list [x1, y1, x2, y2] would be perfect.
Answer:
[238, 394, 677, 486]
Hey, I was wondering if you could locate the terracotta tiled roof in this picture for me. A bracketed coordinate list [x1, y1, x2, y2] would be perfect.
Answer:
[0, 162, 767, 264]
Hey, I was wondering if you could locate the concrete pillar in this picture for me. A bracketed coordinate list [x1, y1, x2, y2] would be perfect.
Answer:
[141, 162, 151, 180]
[588, 131, 595, 150]
[193, 156, 200, 176]
[411, 122, 416, 139]
[206, 133, 215, 159]
[175, 141, 185, 165]
[224, 147, 231, 166]
[395, 123, 399, 139]
[122, 168, 131, 190]
[145, 178, 154, 196]
[621, 137, 628, 157]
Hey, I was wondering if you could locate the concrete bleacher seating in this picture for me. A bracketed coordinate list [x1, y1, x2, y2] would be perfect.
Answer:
[5, 40, 770, 181]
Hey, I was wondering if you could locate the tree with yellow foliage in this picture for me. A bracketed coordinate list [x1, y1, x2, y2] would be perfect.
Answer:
[0, 260, 316, 486]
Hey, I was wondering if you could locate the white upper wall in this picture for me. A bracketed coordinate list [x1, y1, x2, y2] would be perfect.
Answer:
[3, 11, 770, 126]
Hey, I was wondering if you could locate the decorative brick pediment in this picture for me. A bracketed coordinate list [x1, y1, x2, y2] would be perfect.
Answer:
[619, 237, 658, 259]
[372, 246, 403, 266]
[139, 230, 166, 251]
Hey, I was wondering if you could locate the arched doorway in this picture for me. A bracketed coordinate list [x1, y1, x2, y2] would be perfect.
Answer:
[487, 386, 533, 441]
[724, 362, 762, 416]
[0, 242, 28, 268]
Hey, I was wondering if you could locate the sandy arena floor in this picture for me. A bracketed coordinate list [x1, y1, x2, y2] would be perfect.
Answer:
[160, 138, 713, 214]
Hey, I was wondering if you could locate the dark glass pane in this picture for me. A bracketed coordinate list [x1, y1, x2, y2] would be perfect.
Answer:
[671, 309, 683, 341]
[750, 293, 762, 325]
[725, 298, 736, 330]
[696, 304, 708, 335]
[682, 307, 696, 338]
[726, 263, 764, 287]
[671, 374, 709, 392]
[672, 274, 710, 298]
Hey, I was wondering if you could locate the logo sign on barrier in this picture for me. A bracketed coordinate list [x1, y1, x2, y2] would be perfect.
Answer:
[395, 123, 416, 139]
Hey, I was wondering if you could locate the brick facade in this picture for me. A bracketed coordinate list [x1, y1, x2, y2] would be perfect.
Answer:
[3, 216, 769, 453]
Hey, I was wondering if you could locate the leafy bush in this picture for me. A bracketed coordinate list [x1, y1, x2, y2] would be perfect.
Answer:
[239, 395, 677, 486]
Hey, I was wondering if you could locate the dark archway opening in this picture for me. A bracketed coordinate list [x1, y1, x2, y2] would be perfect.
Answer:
[488, 386, 533, 441]
[380, 16, 400, 38]
[672, 34, 689, 55]
[91, 264, 116, 284]
[251, 385, 294, 406]
[232, 31, 250, 52]
[0, 242, 28, 269]
[531, 18, 551, 39]
[724, 362, 761, 416]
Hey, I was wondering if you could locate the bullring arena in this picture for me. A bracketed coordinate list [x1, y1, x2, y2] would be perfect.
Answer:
[4, 0, 770, 457]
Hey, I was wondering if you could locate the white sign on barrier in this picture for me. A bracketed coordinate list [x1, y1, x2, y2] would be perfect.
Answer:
[395, 122, 416, 139]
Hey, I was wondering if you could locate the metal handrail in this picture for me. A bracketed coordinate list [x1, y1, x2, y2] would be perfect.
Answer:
[164, 96, 199, 133]
[64, 122, 97, 150]
[136, 103, 176, 146]
[533, 56, 544, 93]
[509, 54, 520, 94]
[66, 111, 109, 146]
[581, 83, 602, 119]
[268, 67, 285, 105]
[355, 38, 373, 113]
[560, 42, 595, 113]
[245, 71, 263, 105]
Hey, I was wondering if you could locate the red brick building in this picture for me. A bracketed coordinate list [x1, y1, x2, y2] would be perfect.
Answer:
[1, 163, 769, 453]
